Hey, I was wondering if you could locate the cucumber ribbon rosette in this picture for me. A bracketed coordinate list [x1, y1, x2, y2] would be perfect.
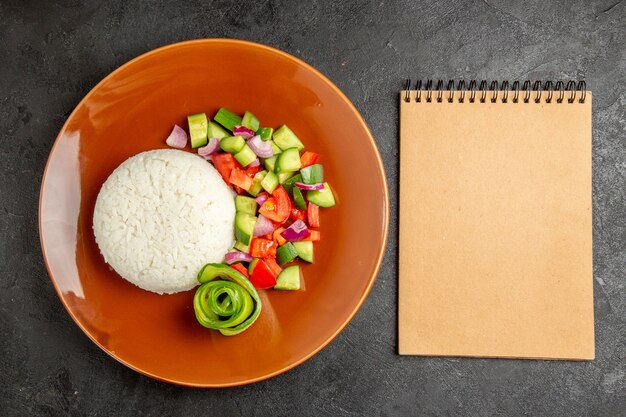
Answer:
[193, 264, 262, 336]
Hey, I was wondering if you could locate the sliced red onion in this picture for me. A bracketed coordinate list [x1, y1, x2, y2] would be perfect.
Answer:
[225, 251, 252, 264]
[280, 219, 308, 242]
[294, 182, 325, 191]
[253, 214, 274, 237]
[249, 158, 261, 168]
[255, 194, 269, 205]
[197, 138, 220, 157]
[165, 125, 188, 148]
[247, 135, 274, 158]
[233, 125, 255, 139]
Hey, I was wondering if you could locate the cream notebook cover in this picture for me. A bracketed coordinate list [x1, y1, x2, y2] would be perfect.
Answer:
[398, 81, 594, 359]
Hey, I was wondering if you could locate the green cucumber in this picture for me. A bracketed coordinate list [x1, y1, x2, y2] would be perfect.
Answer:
[263, 156, 278, 172]
[282, 174, 302, 195]
[306, 182, 336, 208]
[257, 127, 273, 141]
[247, 171, 267, 197]
[234, 144, 257, 167]
[248, 258, 260, 275]
[275, 148, 301, 173]
[300, 164, 324, 184]
[234, 195, 257, 215]
[234, 240, 250, 253]
[276, 243, 298, 266]
[207, 121, 230, 139]
[278, 172, 294, 184]
[220, 135, 245, 153]
[214, 107, 242, 131]
[270, 140, 282, 155]
[235, 212, 257, 246]
[242, 111, 260, 131]
[292, 241, 313, 263]
[261, 171, 279, 193]
[293, 187, 307, 209]
[274, 265, 301, 290]
[187, 113, 208, 148]
[273, 125, 304, 151]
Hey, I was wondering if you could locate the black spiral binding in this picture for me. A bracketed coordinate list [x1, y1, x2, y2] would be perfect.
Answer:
[403, 79, 587, 104]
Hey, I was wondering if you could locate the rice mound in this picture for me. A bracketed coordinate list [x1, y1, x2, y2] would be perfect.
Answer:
[93, 149, 235, 294]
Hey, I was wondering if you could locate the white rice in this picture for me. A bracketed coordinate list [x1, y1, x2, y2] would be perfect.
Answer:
[93, 149, 235, 294]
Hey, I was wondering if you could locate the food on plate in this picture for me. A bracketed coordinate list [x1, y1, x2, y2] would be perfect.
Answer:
[92, 149, 235, 294]
[174, 107, 337, 335]
[93, 107, 336, 336]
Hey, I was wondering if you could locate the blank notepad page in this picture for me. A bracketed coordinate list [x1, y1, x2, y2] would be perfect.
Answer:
[398, 86, 594, 359]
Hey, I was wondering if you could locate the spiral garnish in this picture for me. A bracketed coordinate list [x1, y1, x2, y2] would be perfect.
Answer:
[193, 264, 262, 336]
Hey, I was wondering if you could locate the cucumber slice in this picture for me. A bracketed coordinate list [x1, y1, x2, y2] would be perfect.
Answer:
[261, 171, 279, 193]
[242, 111, 260, 131]
[300, 164, 324, 184]
[235, 212, 257, 246]
[187, 113, 208, 148]
[275, 148, 301, 173]
[207, 121, 230, 139]
[273, 125, 304, 151]
[276, 243, 298, 266]
[278, 172, 294, 184]
[256, 127, 273, 141]
[274, 265, 301, 290]
[292, 241, 313, 263]
[306, 182, 336, 208]
[293, 187, 307, 209]
[234, 144, 257, 167]
[263, 156, 277, 172]
[248, 258, 260, 275]
[234, 195, 257, 215]
[214, 107, 242, 131]
[234, 240, 250, 253]
[282, 174, 302, 195]
[220, 135, 245, 153]
[270, 140, 282, 155]
[247, 171, 267, 197]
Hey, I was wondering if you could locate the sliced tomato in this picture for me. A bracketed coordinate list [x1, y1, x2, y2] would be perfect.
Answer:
[307, 202, 320, 227]
[300, 151, 320, 168]
[290, 207, 306, 222]
[259, 187, 291, 223]
[229, 168, 253, 191]
[230, 263, 250, 279]
[304, 230, 321, 242]
[273, 227, 287, 246]
[250, 238, 277, 258]
[246, 164, 260, 178]
[213, 153, 242, 185]
[249, 259, 277, 289]
[264, 257, 283, 276]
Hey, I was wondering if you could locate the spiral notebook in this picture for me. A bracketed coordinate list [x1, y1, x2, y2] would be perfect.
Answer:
[398, 80, 594, 360]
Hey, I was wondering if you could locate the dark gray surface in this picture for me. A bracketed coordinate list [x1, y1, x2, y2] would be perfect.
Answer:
[1, 0, 625, 415]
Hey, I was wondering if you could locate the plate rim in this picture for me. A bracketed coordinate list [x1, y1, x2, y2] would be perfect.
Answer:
[38, 38, 390, 387]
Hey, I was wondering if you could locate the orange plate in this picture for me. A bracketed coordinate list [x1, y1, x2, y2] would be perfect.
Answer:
[39, 39, 389, 387]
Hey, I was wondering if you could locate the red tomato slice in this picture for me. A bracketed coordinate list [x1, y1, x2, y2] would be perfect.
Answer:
[264, 257, 283, 276]
[230, 263, 250, 279]
[307, 202, 320, 227]
[212, 153, 242, 185]
[246, 164, 260, 178]
[229, 168, 253, 190]
[250, 238, 277, 258]
[300, 151, 320, 168]
[289, 207, 306, 223]
[259, 187, 291, 224]
[249, 259, 277, 289]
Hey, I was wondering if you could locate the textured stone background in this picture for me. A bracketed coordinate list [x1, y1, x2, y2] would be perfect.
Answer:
[1, 0, 625, 416]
